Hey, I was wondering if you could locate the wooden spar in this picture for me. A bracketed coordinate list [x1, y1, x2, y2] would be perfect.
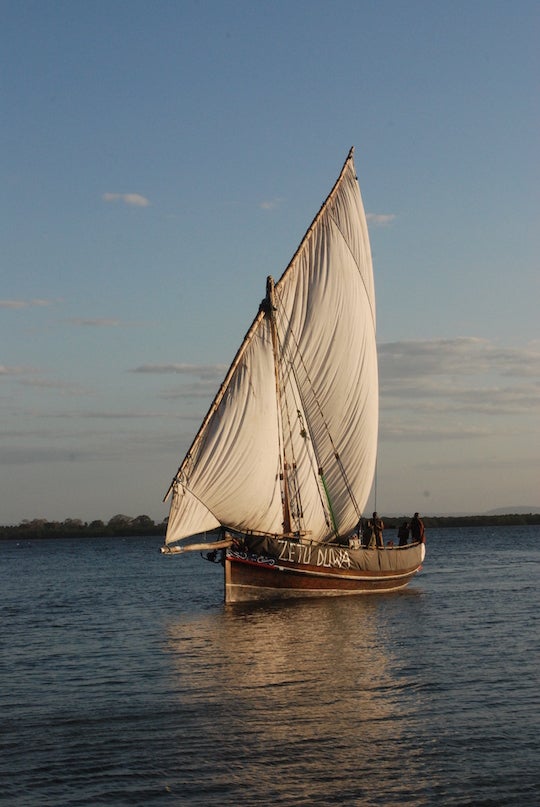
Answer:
[161, 537, 233, 554]
[266, 275, 292, 534]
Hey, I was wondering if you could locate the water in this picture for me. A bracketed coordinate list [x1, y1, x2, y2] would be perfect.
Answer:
[1, 527, 539, 806]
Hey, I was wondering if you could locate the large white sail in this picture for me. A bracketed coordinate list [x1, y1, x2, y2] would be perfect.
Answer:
[165, 149, 378, 545]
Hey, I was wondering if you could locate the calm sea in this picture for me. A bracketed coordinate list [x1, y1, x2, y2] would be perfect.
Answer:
[1, 526, 539, 806]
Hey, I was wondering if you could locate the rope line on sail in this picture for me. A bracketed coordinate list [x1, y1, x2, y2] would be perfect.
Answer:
[273, 281, 363, 527]
[265, 276, 294, 535]
[276, 345, 305, 532]
[267, 276, 320, 536]
[270, 296, 333, 535]
[167, 477, 223, 527]
[272, 292, 360, 534]
[277, 359, 306, 530]
[282, 412, 305, 528]
[320, 473, 339, 535]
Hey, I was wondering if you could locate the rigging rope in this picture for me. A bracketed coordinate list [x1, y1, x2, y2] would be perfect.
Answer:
[273, 285, 363, 531]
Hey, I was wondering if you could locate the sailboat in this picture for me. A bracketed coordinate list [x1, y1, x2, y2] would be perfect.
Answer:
[161, 148, 425, 602]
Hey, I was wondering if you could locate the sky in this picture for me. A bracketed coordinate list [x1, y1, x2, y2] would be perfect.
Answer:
[2, 0, 539, 525]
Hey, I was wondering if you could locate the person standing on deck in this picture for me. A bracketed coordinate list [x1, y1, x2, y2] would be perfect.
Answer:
[397, 521, 410, 546]
[368, 512, 384, 548]
[410, 512, 425, 543]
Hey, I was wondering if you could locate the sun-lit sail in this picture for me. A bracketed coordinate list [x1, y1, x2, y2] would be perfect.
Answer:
[164, 149, 378, 546]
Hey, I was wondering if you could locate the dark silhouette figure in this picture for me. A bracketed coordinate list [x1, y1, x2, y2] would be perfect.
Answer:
[397, 521, 410, 546]
[410, 512, 425, 543]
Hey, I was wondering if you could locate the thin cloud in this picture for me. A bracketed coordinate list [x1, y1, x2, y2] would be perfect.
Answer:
[382, 388, 540, 417]
[1, 447, 86, 464]
[131, 363, 226, 380]
[0, 365, 37, 376]
[17, 378, 87, 395]
[366, 213, 396, 226]
[42, 409, 194, 421]
[65, 318, 121, 327]
[379, 338, 540, 379]
[159, 380, 220, 399]
[377, 338, 540, 435]
[260, 198, 283, 211]
[0, 299, 56, 309]
[1, 367, 86, 394]
[418, 455, 540, 472]
[380, 421, 492, 442]
[102, 192, 150, 207]
[80, 411, 171, 419]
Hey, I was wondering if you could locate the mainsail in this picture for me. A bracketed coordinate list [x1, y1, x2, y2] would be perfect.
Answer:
[165, 148, 378, 546]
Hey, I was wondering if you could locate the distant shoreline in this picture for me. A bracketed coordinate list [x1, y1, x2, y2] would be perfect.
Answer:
[1, 513, 539, 541]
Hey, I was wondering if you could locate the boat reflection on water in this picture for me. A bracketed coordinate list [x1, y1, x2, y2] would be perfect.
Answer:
[164, 594, 434, 805]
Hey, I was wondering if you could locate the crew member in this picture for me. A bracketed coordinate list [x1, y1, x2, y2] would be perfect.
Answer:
[397, 521, 410, 546]
[368, 511, 384, 548]
[410, 512, 425, 543]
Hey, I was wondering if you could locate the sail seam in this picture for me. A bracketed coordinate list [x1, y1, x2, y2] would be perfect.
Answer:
[273, 292, 333, 531]
[327, 210, 376, 330]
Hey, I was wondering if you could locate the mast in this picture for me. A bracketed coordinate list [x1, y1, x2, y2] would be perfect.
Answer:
[265, 275, 292, 535]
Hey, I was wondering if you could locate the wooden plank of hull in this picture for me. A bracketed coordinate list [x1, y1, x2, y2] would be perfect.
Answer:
[224, 554, 422, 603]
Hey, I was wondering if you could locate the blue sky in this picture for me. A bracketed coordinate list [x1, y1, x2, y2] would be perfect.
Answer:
[2, 0, 539, 524]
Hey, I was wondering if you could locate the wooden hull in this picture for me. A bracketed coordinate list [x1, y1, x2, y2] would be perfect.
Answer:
[224, 542, 425, 603]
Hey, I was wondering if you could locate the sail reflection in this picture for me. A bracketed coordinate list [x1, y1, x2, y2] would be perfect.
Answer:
[164, 596, 434, 805]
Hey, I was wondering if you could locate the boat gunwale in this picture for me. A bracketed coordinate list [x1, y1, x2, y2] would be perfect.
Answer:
[227, 548, 424, 583]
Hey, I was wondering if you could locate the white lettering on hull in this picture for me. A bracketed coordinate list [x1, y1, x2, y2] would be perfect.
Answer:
[228, 549, 276, 567]
[316, 546, 352, 569]
[277, 541, 352, 569]
[230, 542, 355, 570]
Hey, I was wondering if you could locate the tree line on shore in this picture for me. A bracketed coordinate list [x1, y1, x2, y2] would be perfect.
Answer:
[0, 514, 166, 540]
[1, 511, 539, 540]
